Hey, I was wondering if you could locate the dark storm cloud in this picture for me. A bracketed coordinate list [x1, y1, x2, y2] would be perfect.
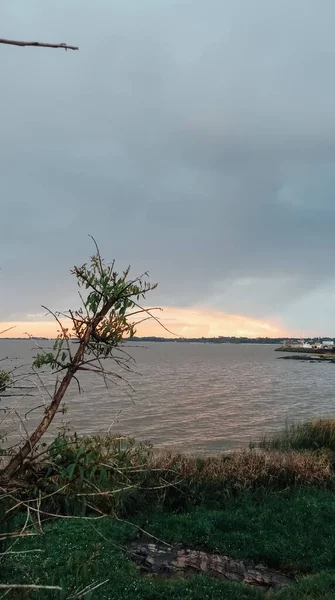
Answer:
[1, 0, 335, 330]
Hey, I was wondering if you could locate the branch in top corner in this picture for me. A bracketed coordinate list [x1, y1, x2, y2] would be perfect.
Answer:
[0, 38, 79, 50]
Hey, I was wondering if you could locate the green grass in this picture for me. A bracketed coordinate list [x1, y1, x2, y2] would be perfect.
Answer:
[3, 486, 335, 599]
[3, 423, 335, 598]
[260, 419, 335, 452]
[146, 488, 335, 573]
[1, 518, 262, 600]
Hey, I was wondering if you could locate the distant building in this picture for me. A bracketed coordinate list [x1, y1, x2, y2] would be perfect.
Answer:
[322, 340, 334, 349]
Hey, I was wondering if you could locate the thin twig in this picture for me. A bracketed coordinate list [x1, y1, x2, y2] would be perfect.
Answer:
[85, 501, 171, 548]
[0, 326, 16, 336]
[69, 578, 109, 598]
[0, 585, 62, 590]
[0, 549, 44, 556]
[114, 514, 172, 547]
[0, 38, 78, 50]
[88, 235, 104, 275]
[9, 502, 107, 520]
[132, 301, 177, 337]
[41, 306, 73, 361]
[5, 484, 69, 514]
[76, 483, 139, 496]
[0, 533, 38, 541]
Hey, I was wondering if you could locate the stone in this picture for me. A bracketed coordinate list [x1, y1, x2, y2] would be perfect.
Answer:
[144, 556, 155, 568]
[127, 539, 294, 592]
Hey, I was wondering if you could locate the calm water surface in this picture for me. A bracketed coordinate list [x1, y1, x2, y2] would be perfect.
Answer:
[1, 341, 335, 452]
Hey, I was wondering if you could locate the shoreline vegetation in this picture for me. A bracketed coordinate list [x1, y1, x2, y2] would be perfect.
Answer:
[3, 419, 335, 598]
[276, 346, 335, 354]
[276, 345, 335, 363]
[279, 354, 335, 363]
[1, 249, 335, 598]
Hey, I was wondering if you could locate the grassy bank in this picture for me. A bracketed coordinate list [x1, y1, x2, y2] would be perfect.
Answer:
[3, 419, 335, 598]
[3, 487, 335, 599]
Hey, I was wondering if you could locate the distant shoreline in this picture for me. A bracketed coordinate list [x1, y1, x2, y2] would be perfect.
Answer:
[0, 337, 51, 340]
[0, 336, 284, 343]
[128, 336, 335, 345]
[128, 337, 283, 344]
[1, 336, 335, 346]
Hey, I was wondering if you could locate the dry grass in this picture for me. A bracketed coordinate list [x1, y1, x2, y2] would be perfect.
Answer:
[148, 448, 333, 490]
[1, 430, 334, 524]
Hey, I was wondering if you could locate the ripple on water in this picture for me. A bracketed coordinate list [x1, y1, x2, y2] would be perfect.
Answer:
[1, 341, 335, 452]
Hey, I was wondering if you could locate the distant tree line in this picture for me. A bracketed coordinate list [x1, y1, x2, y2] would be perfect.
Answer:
[129, 336, 335, 344]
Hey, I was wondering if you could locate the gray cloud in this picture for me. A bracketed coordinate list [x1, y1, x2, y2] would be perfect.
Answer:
[1, 0, 335, 331]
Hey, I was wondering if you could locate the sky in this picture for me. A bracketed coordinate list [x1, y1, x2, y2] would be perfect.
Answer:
[1, 0, 335, 338]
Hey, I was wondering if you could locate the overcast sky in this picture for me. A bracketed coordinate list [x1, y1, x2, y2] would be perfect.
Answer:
[1, 0, 335, 337]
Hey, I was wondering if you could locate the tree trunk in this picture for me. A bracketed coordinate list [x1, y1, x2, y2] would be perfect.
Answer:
[1, 300, 116, 480]
[2, 367, 76, 479]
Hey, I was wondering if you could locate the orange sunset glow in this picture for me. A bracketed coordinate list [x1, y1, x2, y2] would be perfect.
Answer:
[0, 307, 288, 339]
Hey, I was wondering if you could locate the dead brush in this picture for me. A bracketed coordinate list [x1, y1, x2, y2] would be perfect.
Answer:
[2, 436, 334, 522]
[147, 448, 333, 491]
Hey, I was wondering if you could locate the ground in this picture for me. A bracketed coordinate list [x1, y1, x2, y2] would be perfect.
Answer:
[3, 486, 335, 599]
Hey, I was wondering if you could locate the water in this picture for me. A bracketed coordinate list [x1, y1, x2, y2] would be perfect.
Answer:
[1, 340, 335, 452]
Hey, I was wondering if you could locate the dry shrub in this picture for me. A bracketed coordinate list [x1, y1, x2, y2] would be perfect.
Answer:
[5, 435, 333, 519]
[148, 448, 333, 490]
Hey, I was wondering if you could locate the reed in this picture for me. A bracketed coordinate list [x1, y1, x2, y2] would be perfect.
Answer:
[259, 419, 335, 452]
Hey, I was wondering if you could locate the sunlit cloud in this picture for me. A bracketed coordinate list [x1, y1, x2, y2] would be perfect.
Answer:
[0, 306, 289, 339]
[1, 1, 335, 333]
[136, 306, 289, 338]
[0, 321, 58, 338]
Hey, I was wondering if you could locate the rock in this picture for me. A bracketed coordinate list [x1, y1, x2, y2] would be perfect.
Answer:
[144, 556, 155, 568]
[127, 539, 294, 592]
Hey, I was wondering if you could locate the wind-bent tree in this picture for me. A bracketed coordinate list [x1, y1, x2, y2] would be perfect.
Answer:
[2, 240, 158, 480]
[0, 27, 78, 468]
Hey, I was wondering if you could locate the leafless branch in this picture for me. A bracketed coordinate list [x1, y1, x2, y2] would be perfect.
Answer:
[132, 301, 177, 336]
[68, 578, 109, 599]
[88, 234, 104, 274]
[0, 549, 43, 556]
[0, 326, 16, 336]
[0, 38, 78, 51]
[0, 585, 62, 591]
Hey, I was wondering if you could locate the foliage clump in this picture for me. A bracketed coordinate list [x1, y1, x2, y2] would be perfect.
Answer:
[1, 240, 157, 480]
[259, 419, 335, 453]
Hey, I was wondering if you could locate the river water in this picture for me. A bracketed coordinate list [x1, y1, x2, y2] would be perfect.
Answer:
[1, 340, 335, 452]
